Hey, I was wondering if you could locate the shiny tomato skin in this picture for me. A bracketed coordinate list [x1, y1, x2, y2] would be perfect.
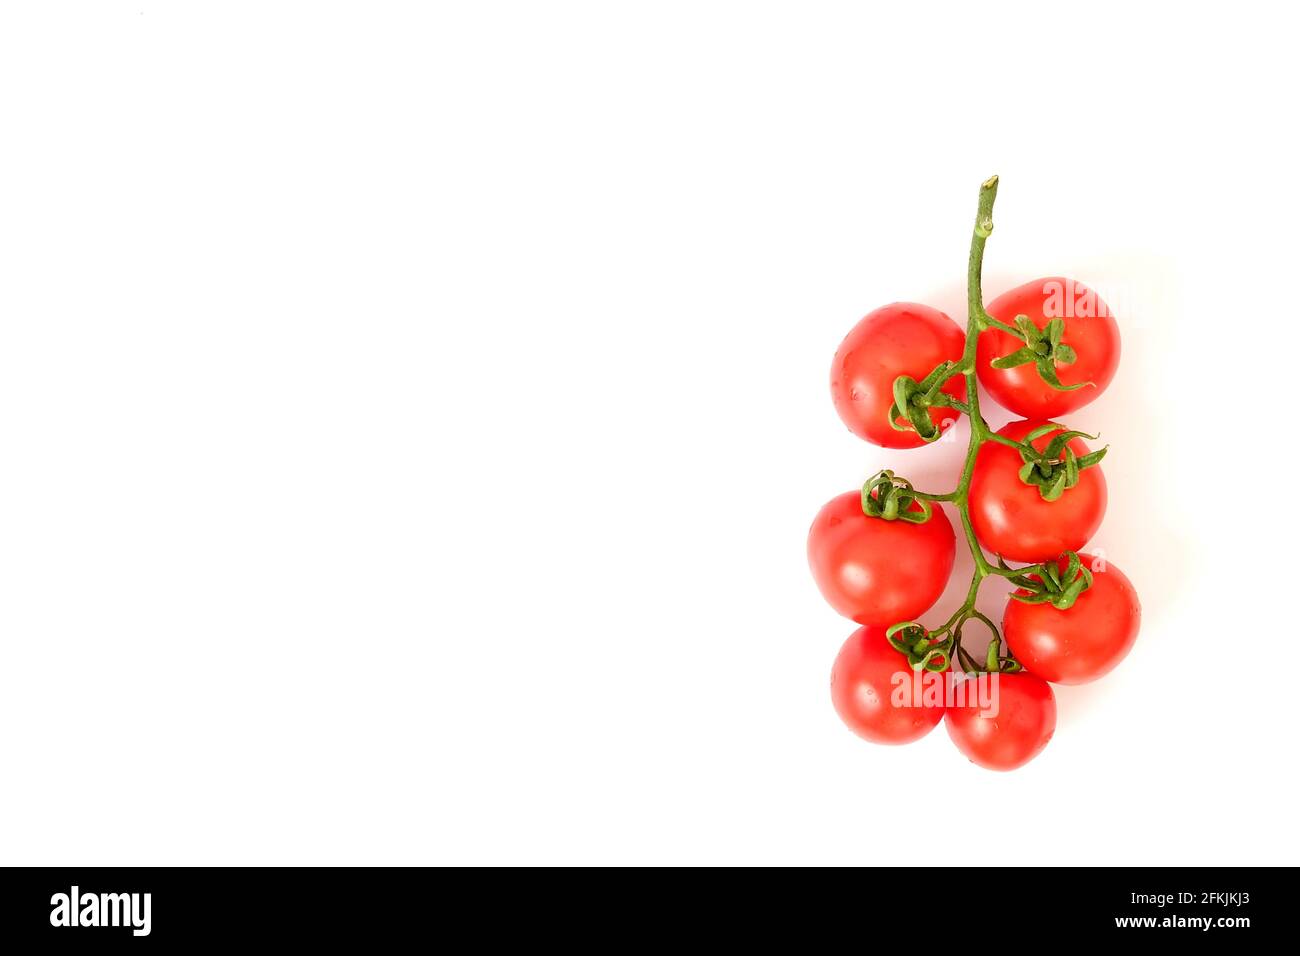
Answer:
[831, 626, 944, 745]
[808, 490, 955, 626]
[968, 419, 1106, 562]
[976, 277, 1120, 418]
[1004, 554, 1141, 684]
[831, 303, 966, 448]
[945, 672, 1055, 771]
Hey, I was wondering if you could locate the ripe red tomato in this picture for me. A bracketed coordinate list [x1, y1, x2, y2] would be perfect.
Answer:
[945, 671, 1055, 771]
[1004, 554, 1141, 684]
[808, 490, 955, 626]
[968, 419, 1106, 562]
[976, 277, 1120, 418]
[831, 625, 944, 744]
[831, 303, 966, 448]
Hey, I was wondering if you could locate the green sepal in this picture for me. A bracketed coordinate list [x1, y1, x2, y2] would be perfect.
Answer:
[1077, 446, 1108, 469]
[1058, 573, 1090, 607]
[990, 347, 1039, 370]
[1009, 590, 1055, 605]
[1041, 469, 1068, 501]
[887, 359, 959, 444]
[984, 637, 1000, 673]
[1042, 429, 1097, 459]
[1036, 359, 1086, 391]
[861, 470, 932, 524]
[990, 313, 1091, 392]
[885, 622, 953, 673]
[892, 375, 917, 422]
[1024, 423, 1060, 443]
[1016, 425, 1106, 501]
[1014, 314, 1039, 340]
[1004, 551, 1095, 610]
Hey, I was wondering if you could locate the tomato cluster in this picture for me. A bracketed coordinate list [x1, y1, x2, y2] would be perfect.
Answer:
[809, 178, 1140, 772]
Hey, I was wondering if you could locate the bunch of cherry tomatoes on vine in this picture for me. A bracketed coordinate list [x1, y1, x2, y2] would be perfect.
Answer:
[809, 176, 1140, 771]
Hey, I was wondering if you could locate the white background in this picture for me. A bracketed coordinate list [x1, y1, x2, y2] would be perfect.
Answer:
[2, 3, 1297, 866]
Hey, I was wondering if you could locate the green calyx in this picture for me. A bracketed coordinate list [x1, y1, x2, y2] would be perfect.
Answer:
[886, 622, 953, 672]
[861, 470, 932, 523]
[1001, 551, 1093, 610]
[977, 637, 1023, 674]
[948, 610, 1022, 675]
[1016, 423, 1107, 501]
[886, 610, 1024, 676]
[888, 360, 961, 443]
[990, 314, 1089, 392]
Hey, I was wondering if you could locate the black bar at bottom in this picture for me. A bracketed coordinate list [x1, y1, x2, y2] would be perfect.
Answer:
[0, 866, 1286, 943]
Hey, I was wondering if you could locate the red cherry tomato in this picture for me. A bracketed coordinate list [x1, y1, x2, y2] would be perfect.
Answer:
[976, 277, 1120, 418]
[968, 419, 1106, 562]
[831, 626, 944, 745]
[1003, 554, 1141, 684]
[808, 490, 955, 626]
[945, 671, 1055, 771]
[831, 303, 966, 448]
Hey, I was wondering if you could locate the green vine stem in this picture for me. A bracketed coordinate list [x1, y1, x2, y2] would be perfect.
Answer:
[886, 175, 1098, 672]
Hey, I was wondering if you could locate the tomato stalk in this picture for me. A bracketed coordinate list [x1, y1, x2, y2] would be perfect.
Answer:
[897, 176, 1088, 672]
